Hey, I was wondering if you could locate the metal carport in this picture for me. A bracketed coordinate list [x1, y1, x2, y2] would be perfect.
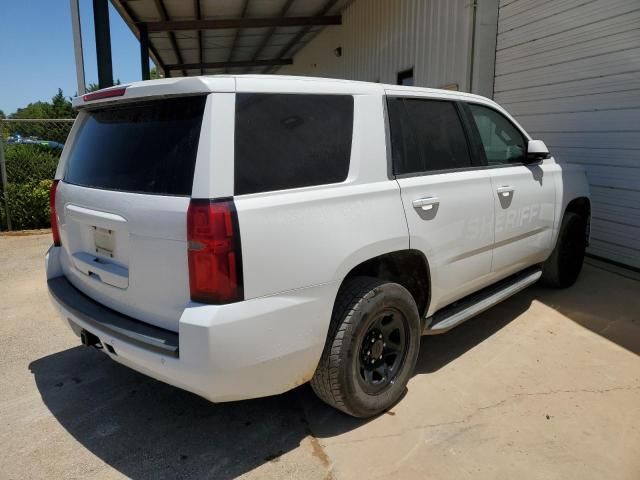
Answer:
[77, 0, 351, 89]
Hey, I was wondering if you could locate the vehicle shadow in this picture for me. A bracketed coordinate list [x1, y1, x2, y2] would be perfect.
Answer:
[29, 297, 533, 479]
[415, 287, 535, 374]
[24, 289, 541, 479]
[416, 262, 639, 378]
[28, 263, 637, 478]
[29, 346, 348, 479]
[29, 306, 530, 479]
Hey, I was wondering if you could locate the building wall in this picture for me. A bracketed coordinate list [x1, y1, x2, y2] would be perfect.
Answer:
[280, 0, 640, 269]
[279, 0, 479, 91]
[494, 0, 640, 268]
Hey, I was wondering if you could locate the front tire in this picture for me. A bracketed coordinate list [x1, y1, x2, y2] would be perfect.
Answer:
[310, 277, 421, 418]
[541, 212, 587, 288]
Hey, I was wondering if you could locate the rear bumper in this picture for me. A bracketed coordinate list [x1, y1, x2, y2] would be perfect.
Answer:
[48, 277, 179, 357]
[46, 245, 337, 402]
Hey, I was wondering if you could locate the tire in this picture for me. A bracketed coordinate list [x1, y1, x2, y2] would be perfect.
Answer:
[310, 277, 421, 418]
[540, 212, 587, 288]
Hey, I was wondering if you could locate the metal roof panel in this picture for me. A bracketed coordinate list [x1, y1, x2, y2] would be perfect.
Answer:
[111, 0, 350, 76]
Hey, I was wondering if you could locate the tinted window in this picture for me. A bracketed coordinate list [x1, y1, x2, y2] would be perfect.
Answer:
[235, 94, 353, 195]
[387, 98, 472, 175]
[64, 96, 206, 195]
[468, 104, 526, 165]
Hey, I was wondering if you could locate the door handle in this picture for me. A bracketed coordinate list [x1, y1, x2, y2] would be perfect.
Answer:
[412, 196, 440, 211]
[497, 186, 514, 197]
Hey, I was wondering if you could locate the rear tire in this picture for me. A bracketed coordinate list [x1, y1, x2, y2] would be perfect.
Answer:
[311, 277, 421, 418]
[541, 212, 587, 288]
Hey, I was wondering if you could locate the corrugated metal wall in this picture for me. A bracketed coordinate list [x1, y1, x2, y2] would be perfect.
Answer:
[280, 0, 474, 90]
[494, 0, 640, 269]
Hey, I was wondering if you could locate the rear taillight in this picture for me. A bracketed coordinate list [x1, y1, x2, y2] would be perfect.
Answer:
[187, 198, 243, 304]
[50, 179, 61, 246]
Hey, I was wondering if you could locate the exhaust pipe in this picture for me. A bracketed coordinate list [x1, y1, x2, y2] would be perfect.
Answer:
[80, 329, 102, 349]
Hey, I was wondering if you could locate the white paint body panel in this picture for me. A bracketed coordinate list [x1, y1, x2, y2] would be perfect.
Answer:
[234, 92, 408, 299]
[397, 170, 495, 315]
[488, 161, 557, 275]
[48, 75, 590, 402]
[55, 182, 191, 332]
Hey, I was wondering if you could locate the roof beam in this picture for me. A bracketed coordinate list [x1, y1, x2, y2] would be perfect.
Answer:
[166, 59, 292, 71]
[153, 0, 186, 76]
[143, 15, 341, 32]
[139, 22, 151, 80]
[113, 0, 167, 76]
[193, 0, 202, 75]
[93, 0, 114, 88]
[225, 0, 250, 73]
[264, 0, 340, 74]
[245, 0, 296, 73]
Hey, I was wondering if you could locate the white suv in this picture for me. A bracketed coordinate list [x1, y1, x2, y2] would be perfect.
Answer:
[46, 76, 590, 417]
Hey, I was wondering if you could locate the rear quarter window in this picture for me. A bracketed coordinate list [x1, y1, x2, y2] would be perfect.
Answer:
[234, 93, 354, 195]
[64, 96, 206, 195]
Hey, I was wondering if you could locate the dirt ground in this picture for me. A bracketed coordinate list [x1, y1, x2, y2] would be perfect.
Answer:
[1, 233, 639, 480]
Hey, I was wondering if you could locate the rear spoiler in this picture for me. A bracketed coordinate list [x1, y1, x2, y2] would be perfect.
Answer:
[72, 76, 235, 109]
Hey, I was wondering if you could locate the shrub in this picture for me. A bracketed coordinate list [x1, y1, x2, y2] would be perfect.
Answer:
[0, 144, 60, 230]
[0, 179, 53, 230]
[4, 144, 59, 184]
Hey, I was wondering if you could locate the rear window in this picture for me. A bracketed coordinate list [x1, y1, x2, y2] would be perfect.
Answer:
[234, 93, 353, 195]
[64, 96, 207, 195]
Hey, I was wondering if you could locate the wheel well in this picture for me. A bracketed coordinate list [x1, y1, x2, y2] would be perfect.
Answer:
[565, 197, 591, 220]
[565, 197, 591, 243]
[343, 250, 430, 317]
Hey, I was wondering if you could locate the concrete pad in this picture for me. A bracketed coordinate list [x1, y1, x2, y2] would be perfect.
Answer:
[1, 234, 639, 479]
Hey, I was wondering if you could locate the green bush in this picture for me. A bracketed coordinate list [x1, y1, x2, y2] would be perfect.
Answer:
[4, 144, 59, 184]
[0, 179, 53, 230]
[0, 143, 61, 230]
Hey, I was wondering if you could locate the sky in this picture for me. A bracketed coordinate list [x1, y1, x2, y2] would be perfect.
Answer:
[0, 0, 145, 115]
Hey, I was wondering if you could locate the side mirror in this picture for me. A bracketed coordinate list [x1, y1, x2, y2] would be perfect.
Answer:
[526, 140, 550, 163]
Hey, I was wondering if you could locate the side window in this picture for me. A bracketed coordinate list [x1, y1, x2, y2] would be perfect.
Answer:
[234, 93, 353, 195]
[468, 104, 526, 165]
[387, 97, 421, 174]
[387, 97, 472, 175]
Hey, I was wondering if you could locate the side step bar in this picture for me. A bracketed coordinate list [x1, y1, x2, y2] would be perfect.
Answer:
[423, 267, 542, 335]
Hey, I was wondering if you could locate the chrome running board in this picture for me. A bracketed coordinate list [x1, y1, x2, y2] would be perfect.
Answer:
[423, 267, 542, 335]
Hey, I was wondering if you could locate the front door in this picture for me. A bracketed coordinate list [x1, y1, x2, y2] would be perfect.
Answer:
[465, 103, 556, 276]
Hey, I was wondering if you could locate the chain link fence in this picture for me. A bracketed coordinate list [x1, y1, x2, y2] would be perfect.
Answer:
[0, 119, 74, 231]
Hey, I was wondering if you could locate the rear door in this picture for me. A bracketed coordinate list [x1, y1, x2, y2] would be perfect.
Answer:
[54, 96, 207, 331]
[464, 103, 556, 276]
[387, 96, 496, 313]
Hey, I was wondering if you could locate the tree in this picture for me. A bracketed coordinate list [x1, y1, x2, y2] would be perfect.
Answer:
[85, 83, 100, 93]
[10, 89, 75, 119]
[6, 89, 75, 142]
[0, 109, 5, 120]
[85, 78, 122, 93]
[10, 101, 51, 119]
[50, 88, 74, 118]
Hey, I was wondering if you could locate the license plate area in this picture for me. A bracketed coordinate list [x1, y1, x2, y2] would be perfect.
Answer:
[94, 227, 115, 258]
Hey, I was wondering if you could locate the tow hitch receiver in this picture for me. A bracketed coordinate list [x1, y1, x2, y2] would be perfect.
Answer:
[80, 329, 102, 349]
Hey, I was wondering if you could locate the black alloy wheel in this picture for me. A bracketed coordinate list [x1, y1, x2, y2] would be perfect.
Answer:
[358, 309, 409, 394]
